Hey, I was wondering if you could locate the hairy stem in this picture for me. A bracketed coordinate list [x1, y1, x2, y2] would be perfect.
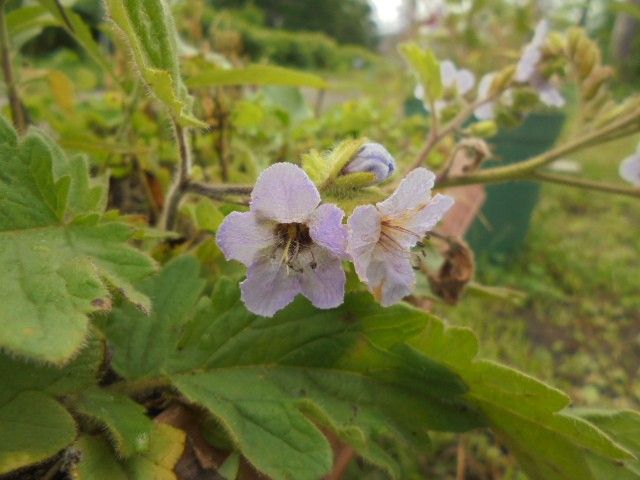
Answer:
[159, 120, 192, 230]
[0, 0, 26, 133]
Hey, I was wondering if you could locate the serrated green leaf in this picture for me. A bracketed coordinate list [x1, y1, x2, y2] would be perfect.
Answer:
[101, 255, 205, 380]
[105, 0, 204, 127]
[107, 267, 477, 479]
[76, 387, 153, 457]
[409, 319, 633, 480]
[399, 43, 443, 102]
[0, 117, 155, 363]
[187, 64, 328, 89]
[72, 424, 185, 480]
[574, 409, 640, 479]
[0, 331, 104, 405]
[0, 391, 76, 474]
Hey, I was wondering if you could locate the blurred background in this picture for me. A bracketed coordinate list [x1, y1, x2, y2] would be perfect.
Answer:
[5, 0, 640, 477]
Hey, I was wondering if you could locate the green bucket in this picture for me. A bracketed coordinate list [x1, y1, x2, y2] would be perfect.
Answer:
[465, 112, 565, 261]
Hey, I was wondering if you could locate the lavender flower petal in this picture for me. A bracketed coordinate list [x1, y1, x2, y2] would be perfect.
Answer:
[474, 73, 496, 120]
[240, 258, 301, 316]
[250, 162, 321, 223]
[399, 193, 455, 249]
[377, 168, 436, 218]
[308, 203, 348, 258]
[299, 249, 346, 309]
[216, 211, 275, 267]
[366, 253, 416, 307]
[347, 204, 382, 281]
[516, 20, 549, 82]
[619, 149, 640, 186]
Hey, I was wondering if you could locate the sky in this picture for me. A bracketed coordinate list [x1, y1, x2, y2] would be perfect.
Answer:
[370, 0, 404, 34]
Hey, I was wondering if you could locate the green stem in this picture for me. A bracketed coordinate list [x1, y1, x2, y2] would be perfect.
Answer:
[0, 0, 26, 133]
[412, 94, 497, 170]
[438, 110, 640, 189]
[533, 171, 640, 198]
[186, 181, 253, 199]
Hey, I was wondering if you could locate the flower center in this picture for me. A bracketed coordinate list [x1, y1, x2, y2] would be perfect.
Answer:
[274, 222, 314, 272]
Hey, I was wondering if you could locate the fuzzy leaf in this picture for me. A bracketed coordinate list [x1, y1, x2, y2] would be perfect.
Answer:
[0, 332, 104, 405]
[106, 0, 205, 127]
[0, 391, 76, 474]
[76, 387, 153, 457]
[301, 138, 367, 187]
[0, 117, 155, 363]
[72, 424, 185, 480]
[103, 259, 635, 479]
[399, 43, 443, 102]
[100, 256, 205, 380]
[409, 322, 633, 480]
[0, 334, 103, 474]
[105, 263, 479, 479]
[574, 409, 640, 478]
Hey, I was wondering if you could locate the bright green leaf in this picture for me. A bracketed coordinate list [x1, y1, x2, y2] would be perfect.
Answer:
[73, 436, 128, 480]
[0, 116, 155, 363]
[399, 43, 443, 103]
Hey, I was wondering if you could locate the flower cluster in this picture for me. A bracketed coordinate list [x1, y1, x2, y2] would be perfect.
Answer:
[475, 20, 564, 120]
[217, 146, 453, 316]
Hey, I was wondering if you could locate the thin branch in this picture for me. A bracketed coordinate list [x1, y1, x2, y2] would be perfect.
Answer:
[438, 109, 640, 189]
[412, 95, 497, 170]
[186, 181, 253, 199]
[533, 171, 640, 198]
[0, 0, 26, 133]
[159, 120, 192, 230]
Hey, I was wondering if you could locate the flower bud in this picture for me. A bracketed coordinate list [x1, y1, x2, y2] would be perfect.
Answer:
[342, 143, 396, 183]
[466, 120, 498, 138]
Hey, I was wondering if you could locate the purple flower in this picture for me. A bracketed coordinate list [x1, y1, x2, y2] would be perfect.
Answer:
[415, 60, 476, 113]
[342, 143, 396, 183]
[216, 163, 347, 316]
[346, 168, 454, 306]
[515, 20, 565, 108]
[441, 60, 475, 95]
[619, 144, 640, 186]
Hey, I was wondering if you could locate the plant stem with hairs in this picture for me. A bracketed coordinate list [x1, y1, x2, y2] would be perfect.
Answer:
[0, 0, 26, 133]
[159, 120, 193, 230]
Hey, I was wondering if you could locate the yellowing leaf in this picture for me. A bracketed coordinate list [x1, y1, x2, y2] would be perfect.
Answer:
[47, 70, 75, 114]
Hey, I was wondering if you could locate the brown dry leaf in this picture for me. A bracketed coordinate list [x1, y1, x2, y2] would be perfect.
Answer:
[428, 238, 475, 304]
